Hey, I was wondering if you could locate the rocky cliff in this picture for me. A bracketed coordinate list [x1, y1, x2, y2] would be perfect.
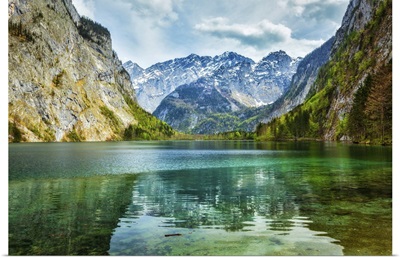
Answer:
[8, 0, 173, 142]
[322, 0, 392, 141]
[331, 0, 377, 54]
[256, 0, 392, 144]
[261, 37, 335, 123]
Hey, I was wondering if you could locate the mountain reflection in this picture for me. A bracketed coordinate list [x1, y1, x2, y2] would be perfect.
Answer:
[108, 167, 344, 255]
[125, 167, 304, 232]
[9, 175, 137, 255]
[9, 141, 391, 255]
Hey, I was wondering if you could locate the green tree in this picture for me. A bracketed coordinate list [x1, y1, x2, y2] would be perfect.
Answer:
[364, 64, 392, 143]
[347, 75, 372, 142]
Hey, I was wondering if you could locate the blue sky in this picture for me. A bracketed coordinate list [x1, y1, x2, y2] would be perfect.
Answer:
[73, 0, 348, 68]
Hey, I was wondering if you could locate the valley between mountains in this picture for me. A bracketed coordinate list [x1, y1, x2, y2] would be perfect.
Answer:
[8, 0, 392, 144]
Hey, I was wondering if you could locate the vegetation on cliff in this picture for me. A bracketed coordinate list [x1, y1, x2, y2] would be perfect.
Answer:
[77, 16, 110, 45]
[256, 0, 392, 145]
[8, 0, 175, 142]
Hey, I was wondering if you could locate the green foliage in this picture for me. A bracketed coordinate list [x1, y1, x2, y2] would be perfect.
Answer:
[335, 115, 349, 140]
[347, 75, 372, 142]
[9, 122, 22, 143]
[256, 105, 314, 141]
[67, 129, 85, 142]
[206, 131, 255, 140]
[123, 95, 175, 140]
[375, 0, 390, 22]
[78, 16, 110, 43]
[52, 70, 66, 87]
[193, 113, 241, 134]
[27, 125, 55, 142]
[302, 83, 336, 137]
[9, 20, 34, 42]
[100, 106, 121, 133]
[43, 128, 56, 142]
[359, 58, 373, 72]
[347, 64, 392, 144]
[354, 51, 364, 63]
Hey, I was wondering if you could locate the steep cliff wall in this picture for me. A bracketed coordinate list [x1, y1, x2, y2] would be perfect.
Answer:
[322, 0, 392, 141]
[8, 0, 173, 142]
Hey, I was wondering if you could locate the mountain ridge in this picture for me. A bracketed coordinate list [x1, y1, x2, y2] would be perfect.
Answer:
[124, 51, 302, 112]
[134, 51, 301, 133]
[124, 51, 260, 113]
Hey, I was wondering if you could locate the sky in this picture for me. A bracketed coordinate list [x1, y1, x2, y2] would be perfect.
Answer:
[71, 0, 349, 68]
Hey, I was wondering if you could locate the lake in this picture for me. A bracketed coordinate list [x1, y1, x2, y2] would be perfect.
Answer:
[8, 141, 392, 255]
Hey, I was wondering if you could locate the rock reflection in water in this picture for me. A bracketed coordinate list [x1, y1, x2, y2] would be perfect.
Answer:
[9, 175, 137, 255]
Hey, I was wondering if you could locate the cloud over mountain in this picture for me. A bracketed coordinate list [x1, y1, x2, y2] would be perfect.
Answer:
[72, 0, 348, 67]
[195, 18, 291, 49]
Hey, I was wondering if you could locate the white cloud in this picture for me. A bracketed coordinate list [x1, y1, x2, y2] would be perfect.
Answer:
[71, 0, 348, 67]
[130, 0, 180, 27]
[195, 18, 291, 49]
[194, 17, 326, 61]
[71, 0, 95, 19]
[283, 0, 348, 20]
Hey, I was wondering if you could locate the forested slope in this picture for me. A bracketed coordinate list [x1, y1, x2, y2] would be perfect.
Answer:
[256, 0, 392, 145]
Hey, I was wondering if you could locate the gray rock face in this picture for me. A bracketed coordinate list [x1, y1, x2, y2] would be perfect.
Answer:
[154, 81, 234, 132]
[331, 0, 376, 54]
[123, 61, 144, 83]
[61, 0, 80, 25]
[124, 51, 301, 114]
[259, 37, 335, 124]
[323, 0, 391, 140]
[8, 0, 141, 142]
[151, 51, 301, 133]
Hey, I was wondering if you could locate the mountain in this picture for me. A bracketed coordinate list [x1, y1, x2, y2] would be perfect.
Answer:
[246, 36, 335, 128]
[256, 0, 392, 145]
[130, 51, 301, 133]
[124, 52, 256, 113]
[8, 0, 174, 142]
[123, 61, 144, 84]
[224, 39, 335, 133]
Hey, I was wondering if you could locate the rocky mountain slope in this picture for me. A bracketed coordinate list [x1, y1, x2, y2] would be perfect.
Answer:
[124, 53, 240, 113]
[256, 0, 392, 144]
[125, 51, 301, 114]
[125, 51, 300, 133]
[260, 37, 335, 123]
[232, 37, 336, 133]
[8, 0, 174, 142]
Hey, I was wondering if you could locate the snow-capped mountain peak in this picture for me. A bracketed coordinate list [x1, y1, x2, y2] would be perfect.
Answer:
[123, 51, 301, 114]
[123, 61, 144, 79]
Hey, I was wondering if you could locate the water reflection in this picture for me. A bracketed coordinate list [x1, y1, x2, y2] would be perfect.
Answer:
[109, 167, 344, 255]
[9, 141, 391, 255]
[127, 168, 297, 230]
[9, 175, 137, 255]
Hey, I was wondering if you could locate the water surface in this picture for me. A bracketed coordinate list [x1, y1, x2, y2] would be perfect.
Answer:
[9, 141, 392, 255]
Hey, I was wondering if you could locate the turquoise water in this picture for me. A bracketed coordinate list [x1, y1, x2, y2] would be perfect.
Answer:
[9, 141, 392, 255]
